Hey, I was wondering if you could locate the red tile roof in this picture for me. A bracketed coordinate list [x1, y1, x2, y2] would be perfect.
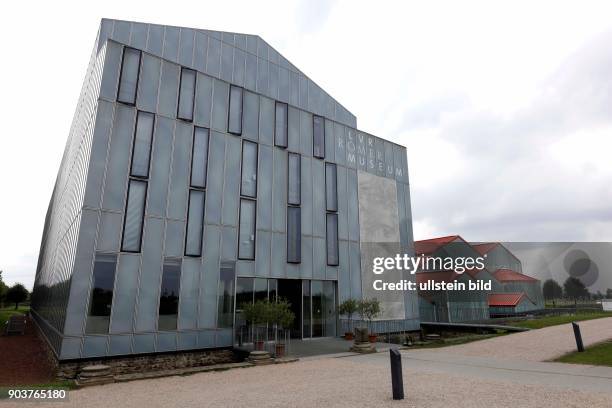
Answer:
[493, 269, 539, 282]
[414, 235, 461, 255]
[471, 242, 499, 255]
[464, 268, 486, 278]
[488, 293, 526, 307]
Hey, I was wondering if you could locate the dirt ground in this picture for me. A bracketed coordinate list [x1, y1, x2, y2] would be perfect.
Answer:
[0, 316, 55, 386]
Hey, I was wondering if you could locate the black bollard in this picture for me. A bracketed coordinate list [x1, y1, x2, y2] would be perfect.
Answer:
[572, 322, 584, 352]
[390, 348, 404, 400]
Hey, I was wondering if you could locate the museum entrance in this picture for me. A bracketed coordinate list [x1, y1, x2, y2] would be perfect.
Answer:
[234, 278, 337, 341]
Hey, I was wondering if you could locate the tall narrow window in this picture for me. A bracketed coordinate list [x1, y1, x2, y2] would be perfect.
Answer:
[217, 261, 236, 328]
[326, 213, 339, 266]
[85, 254, 117, 334]
[240, 141, 258, 198]
[121, 180, 147, 252]
[288, 153, 301, 205]
[325, 163, 338, 212]
[238, 199, 256, 260]
[190, 127, 209, 188]
[287, 206, 301, 263]
[130, 111, 155, 178]
[313, 115, 325, 159]
[228, 85, 243, 135]
[118, 47, 141, 105]
[274, 102, 288, 148]
[185, 190, 205, 256]
[158, 259, 181, 331]
[177, 67, 196, 121]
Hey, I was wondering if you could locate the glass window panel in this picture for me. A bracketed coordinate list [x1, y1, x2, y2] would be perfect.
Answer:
[302, 280, 311, 338]
[235, 277, 254, 331]
[85, 254, 117, 334]
[238, 199, 256, 260]
[240, 140, 258, 198]
[228, 85, 243, 135]
[287, 206, 301, 263]
[118, 47, 141, 104]
[313, 115, 325, 159]
[177, 68, 196, 121]
[121, 180, 147, 252]
[322, 281, 336, 337]
[254, 278, 268, 302]
[268, 279, 277, 302]
[190, 127, 209, 188]
[274, 102, 288, 148]
[326, 213, 339, 266]
[311, 280, 323, 337]
[217, 261, 236, 328]
[185, 190, 205, 256]
[325, 163, 338, 212]
[288, 153, 301, 205]
[130, 111, 155, 178]
[158, 259, 181, 331]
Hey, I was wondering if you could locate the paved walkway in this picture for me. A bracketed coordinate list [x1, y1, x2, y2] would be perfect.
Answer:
[438, 316, 612, 361]
[6, 319, 612, 408]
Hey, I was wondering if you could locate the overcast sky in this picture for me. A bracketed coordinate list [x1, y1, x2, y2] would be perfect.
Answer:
[2, 0, 612, 289]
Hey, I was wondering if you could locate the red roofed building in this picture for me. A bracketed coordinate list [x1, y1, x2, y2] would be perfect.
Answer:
[488, 293, 537, 315]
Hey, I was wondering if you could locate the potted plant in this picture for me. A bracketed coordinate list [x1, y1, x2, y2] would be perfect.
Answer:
[242, 300, 268, 351]
[338, 299, 358, 340]
[268, 298, 295, 358]
[358, 298, 381, 343]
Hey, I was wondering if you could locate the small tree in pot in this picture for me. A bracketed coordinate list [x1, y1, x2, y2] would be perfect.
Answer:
[242, 300, 269, 351]
[338, 299, 358, 340]
[358, 298, 381, 343]
[268, 298, 295, 358]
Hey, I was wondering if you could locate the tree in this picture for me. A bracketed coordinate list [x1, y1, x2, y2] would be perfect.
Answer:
[563, 277, 589, 300]
[607, 288, 612, 299]
[5, 283, 28, 310]
[338, 298, 359, 333]
[0, 270, 8, 308]
[542, 279, 563, 300]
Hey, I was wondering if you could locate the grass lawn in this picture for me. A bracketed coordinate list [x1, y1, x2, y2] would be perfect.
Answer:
[0, 305, 30, 331]
[556, 340, 612, 366]
[510, 311, 612, 330]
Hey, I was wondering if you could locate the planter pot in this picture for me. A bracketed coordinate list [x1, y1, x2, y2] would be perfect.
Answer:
[255, 340, 265, 351]
[275, 343, 286, 358]
[368, 334, 378, 343]
[344, 332, 354, 341]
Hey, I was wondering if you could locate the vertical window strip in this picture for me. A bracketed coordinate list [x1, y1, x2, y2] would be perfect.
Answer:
[130, 111, 155, 178]
[121, 179, 147, 252]
[228, 85, 244, 135]
[240, 140, 258, 198]
[117, 47, 141, 105]
[238, 198, 256, 260]
[313, 115, 325, 159]
[190, 127, 210, 189]
[274, 102, 288, 148]
[326, 213, 339, 266]
[177, 67, 196, 121]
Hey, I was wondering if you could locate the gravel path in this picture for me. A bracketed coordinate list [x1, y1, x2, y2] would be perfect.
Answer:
[14, 355, 611, 408]
[439, 317, 612, 361]
[5, 318, 612, 407]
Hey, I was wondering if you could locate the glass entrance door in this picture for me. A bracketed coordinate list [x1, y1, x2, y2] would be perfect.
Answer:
[303, 280, 337, 338]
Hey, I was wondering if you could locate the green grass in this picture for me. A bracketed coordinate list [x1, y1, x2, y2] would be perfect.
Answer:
[0, 305, 30, 331]
[509, 311, 612, 330]
[556, 340, 612, 366]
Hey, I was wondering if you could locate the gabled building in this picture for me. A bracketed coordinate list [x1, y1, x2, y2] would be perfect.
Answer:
[31, 18, 418, 361]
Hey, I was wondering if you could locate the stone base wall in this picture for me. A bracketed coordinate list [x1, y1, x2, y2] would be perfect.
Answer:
[57, 349, 239, 380]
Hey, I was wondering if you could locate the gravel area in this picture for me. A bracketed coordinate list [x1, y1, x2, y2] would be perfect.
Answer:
[440, 317, 612, 361]
[10, 356, 610, 408]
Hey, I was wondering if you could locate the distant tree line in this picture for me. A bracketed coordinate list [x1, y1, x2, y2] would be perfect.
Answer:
[543, 277, 612, 300]
[0, 270, 30, 309]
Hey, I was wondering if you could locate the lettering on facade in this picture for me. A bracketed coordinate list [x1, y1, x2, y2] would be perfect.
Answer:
[338, 130, 405, 180]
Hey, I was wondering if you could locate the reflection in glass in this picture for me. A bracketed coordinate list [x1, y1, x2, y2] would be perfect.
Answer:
[158, 259, 181, 331]
[302, 280, 310, 339]
[217, 261, 236, 328]
[130, 111, 155, 178]
[240, 141, 258, 198]
[238, 199, 256, 259]
[311, 280, 323, 337]
[185, 190, 205, 257]
[85, 254, 117, 334]
[118, 47, 141, 104]
[121, 179, 147, 252]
